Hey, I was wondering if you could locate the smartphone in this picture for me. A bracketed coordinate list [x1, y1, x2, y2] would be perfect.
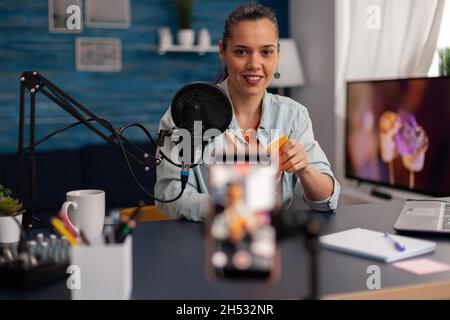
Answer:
[206, 162, 280, 281]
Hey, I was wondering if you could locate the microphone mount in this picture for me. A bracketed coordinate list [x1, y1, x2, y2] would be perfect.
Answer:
[17, 71, 162, 231]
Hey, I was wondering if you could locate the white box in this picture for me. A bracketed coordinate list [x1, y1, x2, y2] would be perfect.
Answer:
[70, 237, 132, 300]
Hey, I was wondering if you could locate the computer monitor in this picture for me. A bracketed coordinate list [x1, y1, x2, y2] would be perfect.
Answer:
[345, 76, 450, 197]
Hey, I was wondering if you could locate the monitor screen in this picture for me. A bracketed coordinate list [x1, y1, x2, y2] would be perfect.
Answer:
[345, 77, 450, 197]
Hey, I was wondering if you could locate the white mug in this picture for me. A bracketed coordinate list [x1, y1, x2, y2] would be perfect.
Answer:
[61, 190, 105, 242]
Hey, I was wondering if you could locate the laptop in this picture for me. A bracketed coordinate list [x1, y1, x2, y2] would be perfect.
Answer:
[394, 200, 450, 235]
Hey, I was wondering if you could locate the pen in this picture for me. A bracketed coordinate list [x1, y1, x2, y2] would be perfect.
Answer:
[114, 200, 145, 243]
[103, 226, 115, 244]
[128, 200, 146, 221]
[51, 217, 79, 247]
[383, 232, 405, 252]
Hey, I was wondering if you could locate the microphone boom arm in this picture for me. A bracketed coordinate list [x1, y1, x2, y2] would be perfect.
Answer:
[18, 71, 161, 230]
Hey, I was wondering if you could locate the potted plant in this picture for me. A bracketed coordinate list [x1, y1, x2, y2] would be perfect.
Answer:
[0, 184, 25, 243]
[439, 48, 450, 76]
[175, 0, 195, 47]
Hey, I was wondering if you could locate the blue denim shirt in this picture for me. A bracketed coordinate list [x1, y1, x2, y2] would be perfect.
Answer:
[155, 79, 340, 221]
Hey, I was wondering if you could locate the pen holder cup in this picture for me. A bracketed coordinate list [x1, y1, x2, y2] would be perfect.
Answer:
[70, 237, 132, 300]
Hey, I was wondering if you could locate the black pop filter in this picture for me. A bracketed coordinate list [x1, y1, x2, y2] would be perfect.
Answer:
[170, 82, 233, 133]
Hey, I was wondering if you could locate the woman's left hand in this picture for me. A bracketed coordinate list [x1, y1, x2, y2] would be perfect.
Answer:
[277, 139, 310, 175]
[276, 139, 334, 202]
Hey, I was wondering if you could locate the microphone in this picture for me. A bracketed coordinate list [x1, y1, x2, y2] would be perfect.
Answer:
[170, 82, 233, 164]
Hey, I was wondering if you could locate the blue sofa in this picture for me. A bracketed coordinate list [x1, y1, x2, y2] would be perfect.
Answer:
[0, 142, 157, 223]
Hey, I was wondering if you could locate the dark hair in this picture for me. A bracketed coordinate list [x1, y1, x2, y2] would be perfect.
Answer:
[216, 3, 280, 83]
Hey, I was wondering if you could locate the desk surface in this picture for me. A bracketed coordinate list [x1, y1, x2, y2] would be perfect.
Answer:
[1, 201, 450, 299]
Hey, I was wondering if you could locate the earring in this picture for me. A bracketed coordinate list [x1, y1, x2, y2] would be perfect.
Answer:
[216, 64, 227, 83]
[274, 68, 281, 79]
[222, 65, 227, 78]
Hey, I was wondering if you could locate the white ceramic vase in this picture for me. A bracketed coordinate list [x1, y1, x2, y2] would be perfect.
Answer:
[158, 27, 173, 49]
[0, 213, 23, 244]
[177, 29, 195, 48]
[198, 28, 211, 49]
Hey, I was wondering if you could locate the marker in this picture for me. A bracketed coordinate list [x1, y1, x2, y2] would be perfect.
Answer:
[383, 232, 406, 252]
[103, 225, 116, 244]
[51, 218, 79, 247]
[114, 201, 145, 243]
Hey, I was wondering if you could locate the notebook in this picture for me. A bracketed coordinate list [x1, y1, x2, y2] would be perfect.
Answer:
[319, 228, 436, 263]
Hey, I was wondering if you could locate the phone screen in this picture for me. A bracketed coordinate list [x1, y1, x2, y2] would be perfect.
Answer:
[206, 162, 279, 281]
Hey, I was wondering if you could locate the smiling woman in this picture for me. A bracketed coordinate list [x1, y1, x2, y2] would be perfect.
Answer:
[155, 3, 341, 221]
[219, 19, 279, 101]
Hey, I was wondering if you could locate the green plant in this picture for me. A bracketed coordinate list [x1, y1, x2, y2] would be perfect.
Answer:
[0, 184, 24, 217]
[438, 47, 450, 76]
[175, 0, 193, 29]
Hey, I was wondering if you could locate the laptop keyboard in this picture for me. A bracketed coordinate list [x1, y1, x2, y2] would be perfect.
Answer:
[442, 204, 450, 230]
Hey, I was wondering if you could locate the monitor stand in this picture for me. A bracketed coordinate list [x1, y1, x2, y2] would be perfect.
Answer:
[341, 180, 433, 205]
[340, 183, 392, 205]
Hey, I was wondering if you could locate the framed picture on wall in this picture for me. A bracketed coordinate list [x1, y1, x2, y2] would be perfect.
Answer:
[76, 37, 122, 72]
[48, 0, 83, 33]
[85, 0, 131, 28]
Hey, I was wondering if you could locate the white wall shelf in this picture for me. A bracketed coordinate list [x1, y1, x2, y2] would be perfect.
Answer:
[158, 45, 219, 55]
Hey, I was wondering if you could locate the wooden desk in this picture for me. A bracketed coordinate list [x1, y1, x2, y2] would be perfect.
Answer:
[1, 202, 450, 299]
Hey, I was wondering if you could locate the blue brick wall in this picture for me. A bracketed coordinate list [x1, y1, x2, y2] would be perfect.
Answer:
[0, 0, 252, 154]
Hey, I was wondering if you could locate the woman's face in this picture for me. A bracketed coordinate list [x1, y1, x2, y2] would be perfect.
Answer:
[219, 18, 279, 99]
